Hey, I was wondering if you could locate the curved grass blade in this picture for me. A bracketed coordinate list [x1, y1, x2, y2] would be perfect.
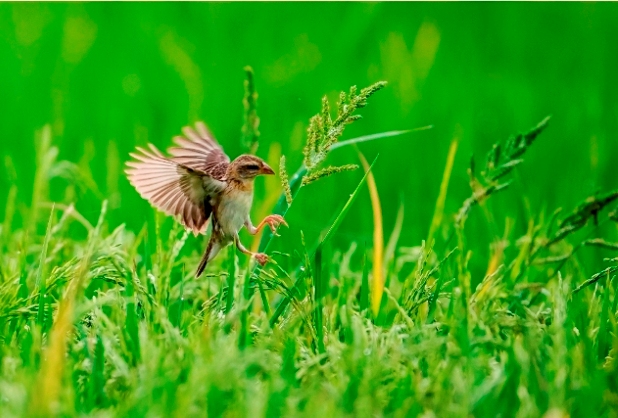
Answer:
[318, 155, 379, 249]
[269, 156, 379, 327]
[257, 166, 307, 253]
[357, 150, 384, 317]
[427, 131, 460, 247]
[30, 201, 107, 416]
[360, 242, 370, 314]
[329, 126, 431, 151]
[36, 204, 55, 328]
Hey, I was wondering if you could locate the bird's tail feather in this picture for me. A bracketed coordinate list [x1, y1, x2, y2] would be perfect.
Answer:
[195, 250, 210, 278]
[195, 236, 221, 277]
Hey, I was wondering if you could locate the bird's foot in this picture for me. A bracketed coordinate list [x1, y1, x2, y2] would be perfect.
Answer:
[261, 214, 288, 236]
[254, 252, 269, 266]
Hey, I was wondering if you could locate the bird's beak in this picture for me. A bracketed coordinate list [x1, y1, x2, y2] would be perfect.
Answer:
[261, 163, 275, 175]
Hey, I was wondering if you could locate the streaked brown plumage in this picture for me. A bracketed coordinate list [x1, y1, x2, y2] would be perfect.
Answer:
[125, 121, 287, 277]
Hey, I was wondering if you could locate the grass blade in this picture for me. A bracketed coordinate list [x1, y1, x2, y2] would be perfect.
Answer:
[270, 156, 378, 326]
[318, 155, 379, 248]
[124, 272, 140, 364]
[257, 166, 307, 253]
[30, 201, 107, 416]
[427, 128, 460, 247]
[36, 204, 55, 328]
[357, 150, 384, 317]
[1, 183, 17, 251]
[313, 244, 325, 353]
[238, 262, 253, 349]
[384, 199, 405, 274]
[329, 126, 431, 151]
[360, 242, 370, 314]
[225, 245, 236, 316]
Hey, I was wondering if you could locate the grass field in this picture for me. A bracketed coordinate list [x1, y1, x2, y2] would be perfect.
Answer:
[1, 3, 618, 417]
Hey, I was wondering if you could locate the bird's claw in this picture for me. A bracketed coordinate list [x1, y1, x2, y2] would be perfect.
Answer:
[254, 252, 269, 266]
[264, 214, 288, 236]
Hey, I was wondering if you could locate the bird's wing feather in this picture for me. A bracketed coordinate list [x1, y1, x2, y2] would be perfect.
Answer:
[167, 121, 230, 180]
[125, 144, 226, 235]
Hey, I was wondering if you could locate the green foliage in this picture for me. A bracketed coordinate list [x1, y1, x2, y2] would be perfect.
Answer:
[3, 83, 618, 416]
[1, 3, 618, 417]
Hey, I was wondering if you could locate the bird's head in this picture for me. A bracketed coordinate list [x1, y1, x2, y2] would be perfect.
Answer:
[227, 154, 274, 181]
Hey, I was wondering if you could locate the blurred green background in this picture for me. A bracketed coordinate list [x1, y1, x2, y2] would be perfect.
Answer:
[1, 2, 616, 273]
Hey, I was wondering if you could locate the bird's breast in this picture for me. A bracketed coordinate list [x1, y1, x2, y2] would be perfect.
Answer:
[216, 188, 254, 236]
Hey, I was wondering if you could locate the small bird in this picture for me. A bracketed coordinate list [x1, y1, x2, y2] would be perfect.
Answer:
[125, 121, 287, 277]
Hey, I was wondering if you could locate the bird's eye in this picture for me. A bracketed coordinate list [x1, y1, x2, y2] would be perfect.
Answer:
[245, 164, 260, 171]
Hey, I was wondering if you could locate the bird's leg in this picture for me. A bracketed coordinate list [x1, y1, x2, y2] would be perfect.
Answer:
[248, 215, 288, 236]
[244, 219, 258, 235]
[234, 235, 269, 266]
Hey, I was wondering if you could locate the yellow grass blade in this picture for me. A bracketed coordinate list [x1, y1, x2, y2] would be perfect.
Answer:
[427, 126, 460, 247]
[484, 218, 513, 280]
[384, 200, 405, 269]
[29, 201, 107, 416]
[418, 128, 459, 323]
[357, 150, 384, 317]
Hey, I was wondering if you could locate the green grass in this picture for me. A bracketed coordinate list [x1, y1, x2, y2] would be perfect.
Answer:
[2, 3, 618, 417]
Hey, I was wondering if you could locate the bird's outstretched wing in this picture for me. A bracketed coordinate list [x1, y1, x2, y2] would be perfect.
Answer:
[168, 121, 230, 180]
[125, 143, 226, 235]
